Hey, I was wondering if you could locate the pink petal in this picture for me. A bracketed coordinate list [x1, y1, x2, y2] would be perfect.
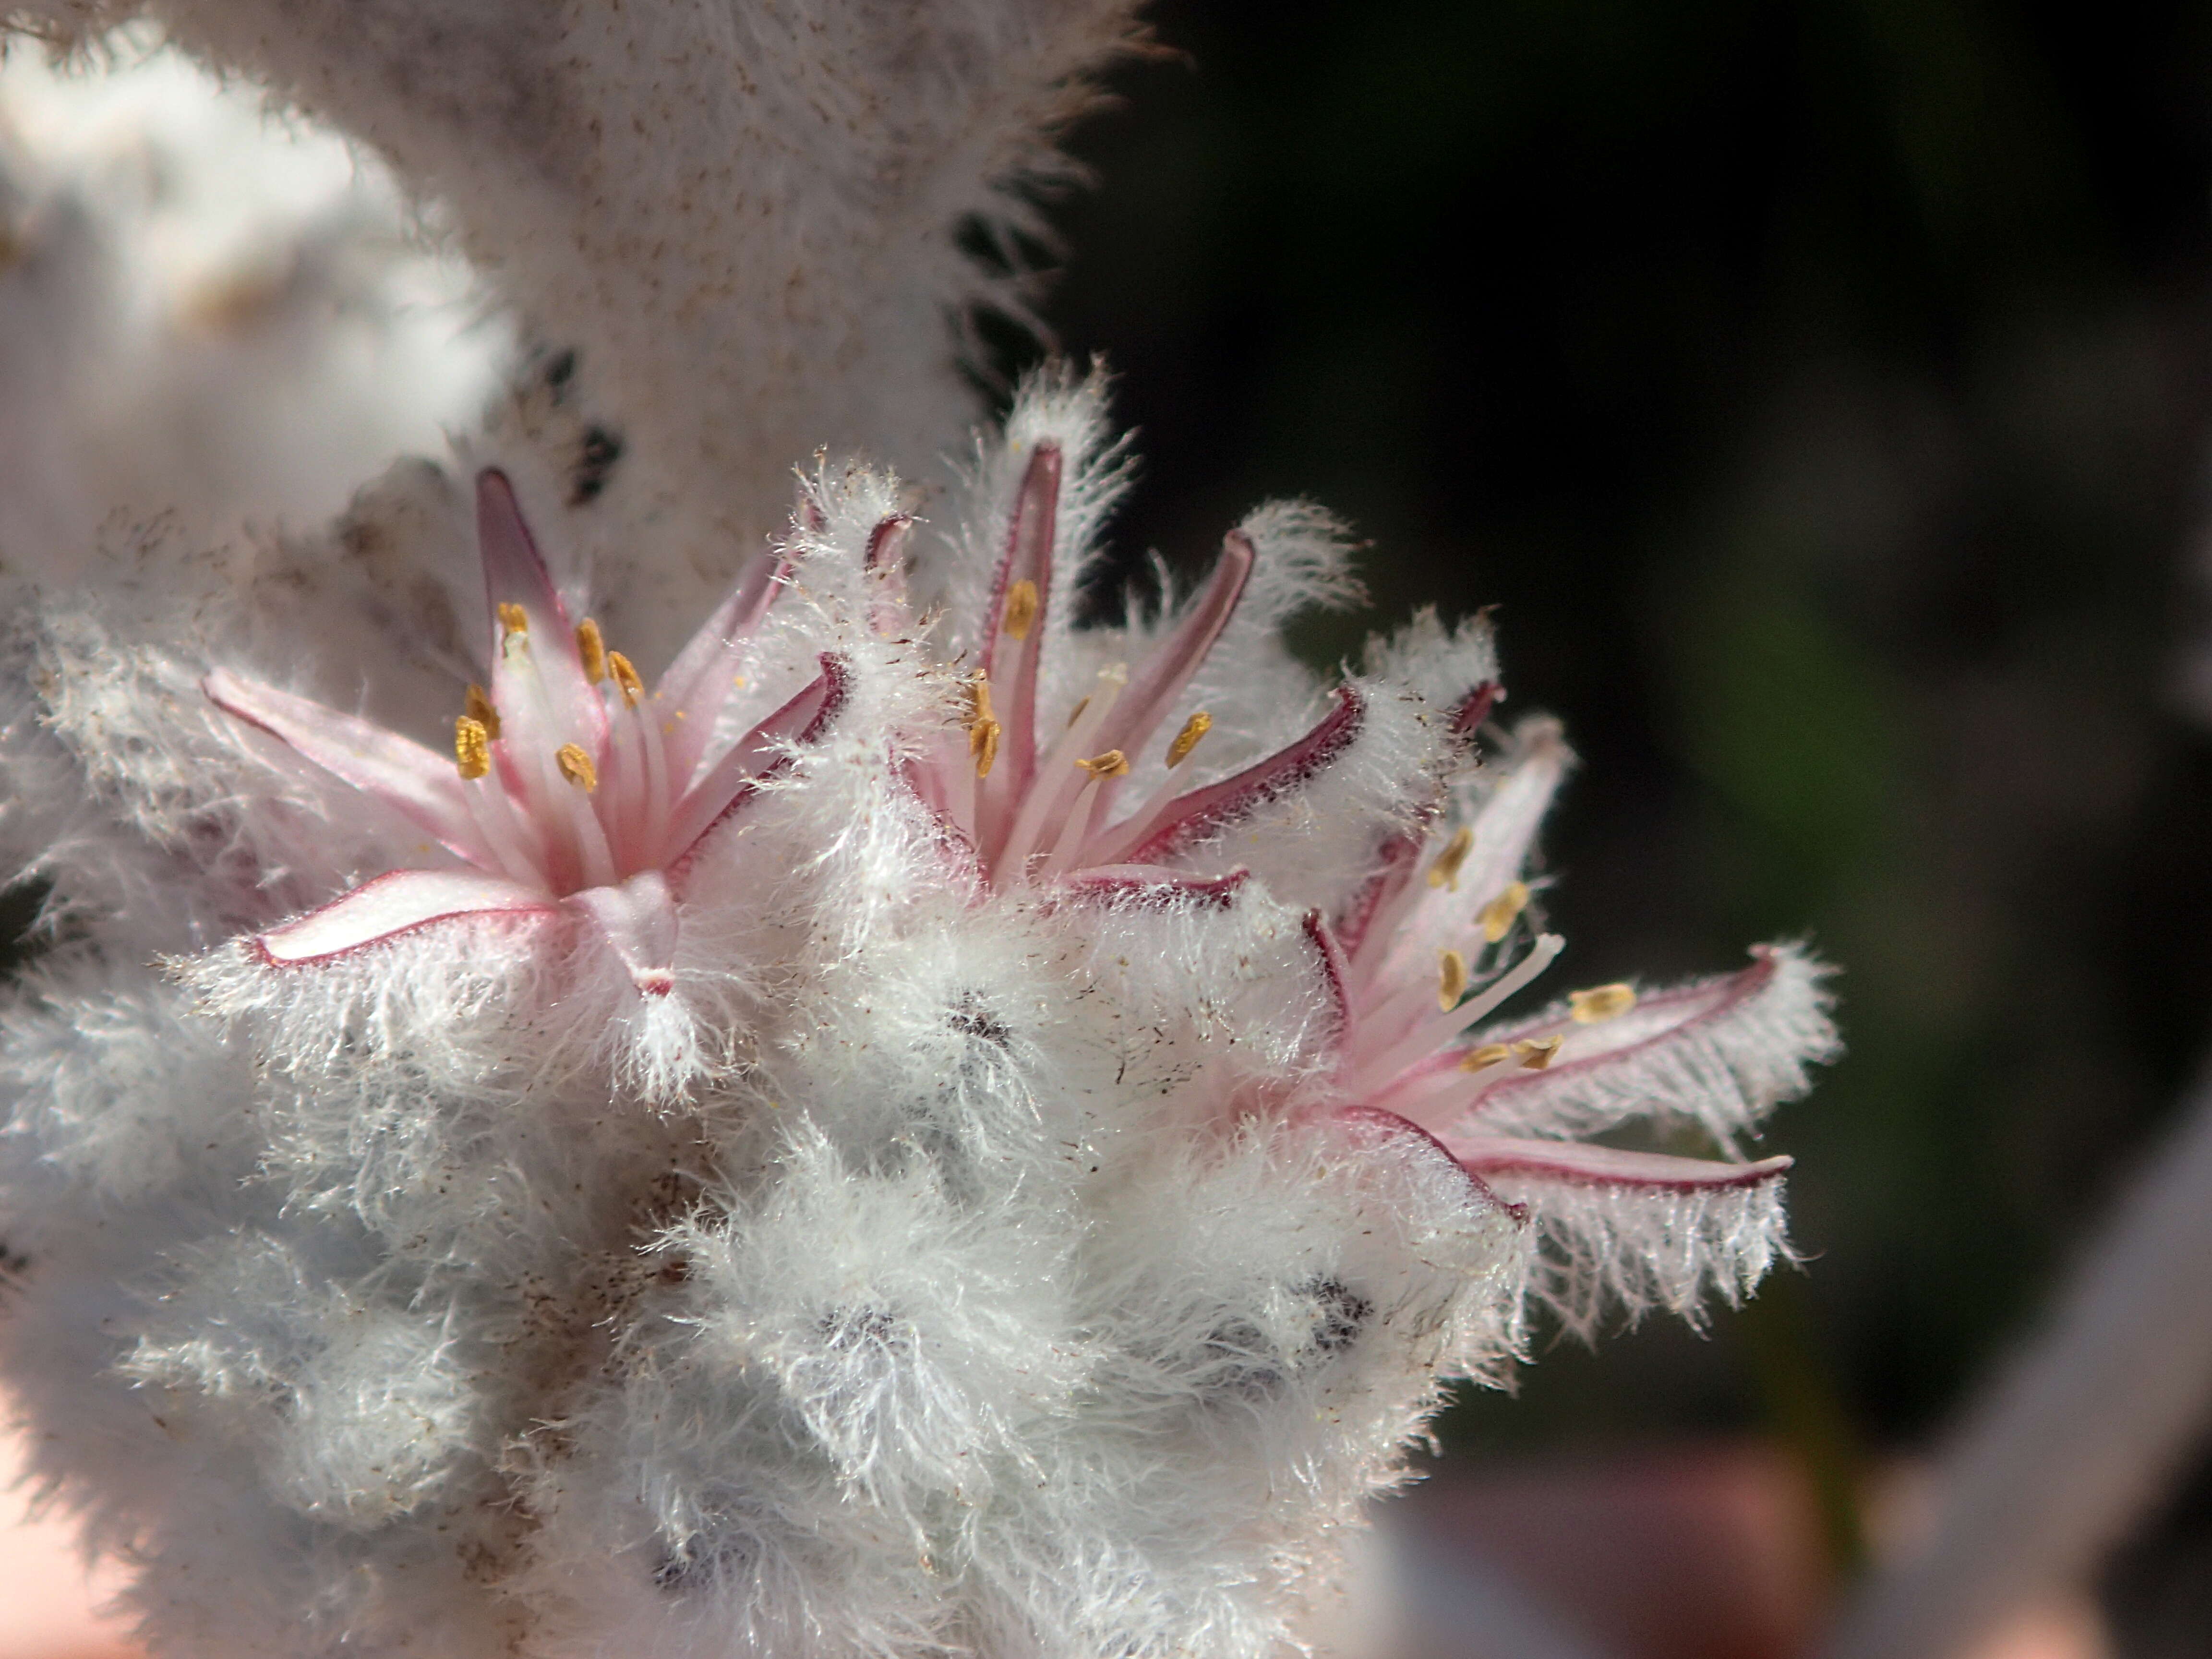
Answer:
[654, 547, 790, 786]
[663, 653, 851, 863]
[477, 469, 607, 757]
[566, 871, 680, 995]
[1378, 945, 1836, 1151]
[254, 869, 553, 965]
[977, 444, 1061, 813]
[1463, 949, 1779, 1103]
[1089, 529, 1255, 766]
[205, 668, 485, 865]
[1438, 1132, 1792, 1192]
[1102, 685, 1367, 866]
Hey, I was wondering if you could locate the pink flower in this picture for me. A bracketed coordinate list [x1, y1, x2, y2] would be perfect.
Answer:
[1313, 721, 1830, 1325]
[204, 469, 846, 995]
[904, 441, 1368, 897]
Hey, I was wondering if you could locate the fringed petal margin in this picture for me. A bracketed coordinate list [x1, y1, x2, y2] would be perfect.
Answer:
[1440, 1130, 1794, 1335]
[252, 869, 556, 966]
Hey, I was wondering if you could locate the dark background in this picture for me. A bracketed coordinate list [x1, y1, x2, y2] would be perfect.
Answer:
[1012, 0, 2212, 1632]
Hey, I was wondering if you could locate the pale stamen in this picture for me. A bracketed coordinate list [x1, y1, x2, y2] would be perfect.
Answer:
[996, 665, 1126, 875]
[1343, 932, 1566, 1098]
[1089, 708, 1215, 870]
[555, 745, 619, 889]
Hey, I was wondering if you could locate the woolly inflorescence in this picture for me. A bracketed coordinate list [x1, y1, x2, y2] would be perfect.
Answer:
[0, 363, 1838, 1659]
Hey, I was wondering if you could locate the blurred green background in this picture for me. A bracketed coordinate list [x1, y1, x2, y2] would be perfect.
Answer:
[1011, 0, 2212, 1632]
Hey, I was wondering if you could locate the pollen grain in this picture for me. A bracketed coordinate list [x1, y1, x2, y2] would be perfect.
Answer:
[1512, 1034, 1563, 1070]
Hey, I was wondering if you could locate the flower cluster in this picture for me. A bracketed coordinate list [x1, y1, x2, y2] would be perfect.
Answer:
[0, 365, 1834, 1659]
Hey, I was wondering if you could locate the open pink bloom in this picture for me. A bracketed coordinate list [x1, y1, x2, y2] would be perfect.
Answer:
[1301, 719, 1829, 1317]
[902, 443, 1394, 899]
[205, 469, 845, 994]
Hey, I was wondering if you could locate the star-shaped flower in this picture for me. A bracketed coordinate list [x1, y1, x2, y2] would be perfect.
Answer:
[204, 469, 846, 995]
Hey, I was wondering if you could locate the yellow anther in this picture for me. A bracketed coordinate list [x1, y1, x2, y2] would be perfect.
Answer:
[556, 743, 598, 793]
[454, 716, 491, 781]
[1002, 578, 1040, 642]
[1167, 710, 1212, 768]
[973, 721, 1001, 778]
[464, 682, 501, 740]
[1437, 948, 1468, 1011]
[1569, 984, 1638, 1023]
[1078, 749, 1130, 780]
[497, 601, 529, 638]
[1428, 824, 1475, 890]
[1459, 1043, 1510, 1072]
[576, 618, 607, 684]
[607, 651, 645, 706]
[966, 673, 1002, 778]
[1512, 1034, 1563, 1070]
[1478, 879, 1530, 943]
